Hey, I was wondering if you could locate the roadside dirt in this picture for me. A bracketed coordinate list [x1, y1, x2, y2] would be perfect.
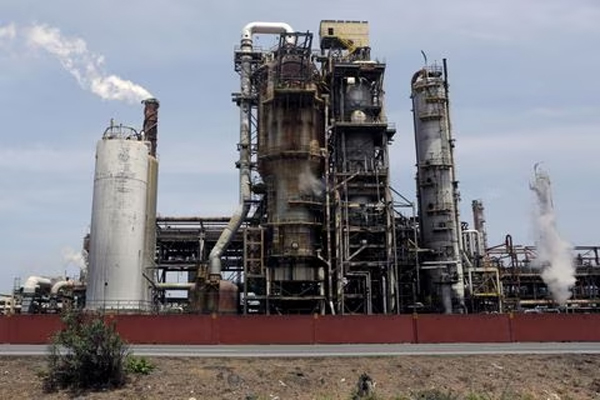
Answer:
[1, 354, 599, 399]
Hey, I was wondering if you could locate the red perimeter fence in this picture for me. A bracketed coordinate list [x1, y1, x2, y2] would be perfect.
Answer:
[1, 313, 600, 345]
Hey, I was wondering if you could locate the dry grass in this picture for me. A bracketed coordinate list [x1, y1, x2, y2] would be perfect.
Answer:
[0, 354, 598, 399]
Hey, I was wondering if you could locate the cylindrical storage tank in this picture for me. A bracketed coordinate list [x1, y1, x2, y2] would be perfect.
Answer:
[86, 135, 150, 311]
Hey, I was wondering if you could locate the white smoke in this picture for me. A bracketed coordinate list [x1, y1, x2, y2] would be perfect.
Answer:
[299, 166, 324, 197]
[0, 23, 152, 103]
[530, 164, 576, 305]
[61, 246, 88, 272]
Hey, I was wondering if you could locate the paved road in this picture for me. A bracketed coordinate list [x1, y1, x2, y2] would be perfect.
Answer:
[2, 343, 600, 357]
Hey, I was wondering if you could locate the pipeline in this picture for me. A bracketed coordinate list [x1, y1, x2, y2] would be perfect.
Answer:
[23, 276, 53, 294]
[155, 283, 195, 290]
[208, 22, 294, 282]
[50, 280, 84, 295]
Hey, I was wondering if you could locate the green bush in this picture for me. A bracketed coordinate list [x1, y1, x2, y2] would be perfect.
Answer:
[125, 355, 155, 375]
[43, 310, 130, 392]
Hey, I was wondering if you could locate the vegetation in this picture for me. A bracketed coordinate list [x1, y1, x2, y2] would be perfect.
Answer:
[43, 310, 130, 392]
[125, 355, 156, 375]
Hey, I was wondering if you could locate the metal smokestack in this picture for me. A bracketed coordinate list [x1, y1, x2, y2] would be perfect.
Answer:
[142, 98, 159, 302]
[142, 98, 160, 156]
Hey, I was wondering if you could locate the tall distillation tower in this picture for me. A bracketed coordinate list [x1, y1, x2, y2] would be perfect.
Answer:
[256, 32, 326, 313]
[320, 21, 398, 314]
[411, 62, 465, 313]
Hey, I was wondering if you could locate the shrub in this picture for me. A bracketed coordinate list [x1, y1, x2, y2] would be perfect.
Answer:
[43, 310, 130, 392]
[125, 355, 155, 375]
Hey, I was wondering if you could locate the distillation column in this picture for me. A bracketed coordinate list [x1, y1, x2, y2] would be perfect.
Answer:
[257, 32, 326, 313]
[411, 62, 465, 313]
[319, 20, 398, 314]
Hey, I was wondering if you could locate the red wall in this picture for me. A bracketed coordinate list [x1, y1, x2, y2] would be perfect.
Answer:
[415, 314, 512, 343]
[511, 314, 600, 342]
[217, 315, 315, 344]
[0, 315, 63, 344]
[114, 315, 215, 344]
[2, 313, 600, 344]
[315, 315, 414, 344]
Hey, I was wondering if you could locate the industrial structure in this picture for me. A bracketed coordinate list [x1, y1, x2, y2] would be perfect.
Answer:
[6, 20, 600, 316]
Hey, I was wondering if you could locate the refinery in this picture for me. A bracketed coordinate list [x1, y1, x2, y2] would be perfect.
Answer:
[3, 20, 599, 317]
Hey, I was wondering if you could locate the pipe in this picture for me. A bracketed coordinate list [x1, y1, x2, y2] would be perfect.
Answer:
[23, 276, 52, 294]
[241, 22, 294, 43]
[155, 283, 195, 290]
[142, 98, 160, 156]
[51, 280, 83, 295]
[208, 22, 294, 283]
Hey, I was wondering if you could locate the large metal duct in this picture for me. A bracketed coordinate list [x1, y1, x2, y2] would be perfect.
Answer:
[208, 22, 294, 282]
[411, 61, 464, 313]
[86, 125, 150, 311]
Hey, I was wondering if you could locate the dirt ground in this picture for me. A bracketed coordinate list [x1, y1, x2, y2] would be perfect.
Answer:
[1, 355, 599, 399]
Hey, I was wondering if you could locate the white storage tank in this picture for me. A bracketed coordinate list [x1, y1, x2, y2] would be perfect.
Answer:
[86, 127, 151, 311]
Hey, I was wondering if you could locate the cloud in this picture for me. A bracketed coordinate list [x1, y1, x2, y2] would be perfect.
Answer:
[458, 123, 600, 161]
[0, 23, 16, 44]
[0, 145, 92, 173]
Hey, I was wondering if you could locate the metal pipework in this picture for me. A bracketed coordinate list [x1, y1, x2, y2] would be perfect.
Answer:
[242, 22, 294, 44]
[51, 280, 84, 295]
[155, 283, 195, 290]
[208, 22, 294, 282]
[23, 276, 52, 294]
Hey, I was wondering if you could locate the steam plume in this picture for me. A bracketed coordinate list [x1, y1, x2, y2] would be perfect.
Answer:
[25, 24, 152, 103]
[530, 164, 575, 304]
[61, 246, 88, 272]
[299, 165, 324, 197]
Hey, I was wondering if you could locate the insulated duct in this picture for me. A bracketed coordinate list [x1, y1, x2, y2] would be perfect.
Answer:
[23, 276, 52, 294]
[208, 22, 294, 282]
[51, 280, 84, 294]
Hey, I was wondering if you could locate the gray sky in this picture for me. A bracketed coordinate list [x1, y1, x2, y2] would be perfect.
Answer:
[1, 0, 599, 294]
